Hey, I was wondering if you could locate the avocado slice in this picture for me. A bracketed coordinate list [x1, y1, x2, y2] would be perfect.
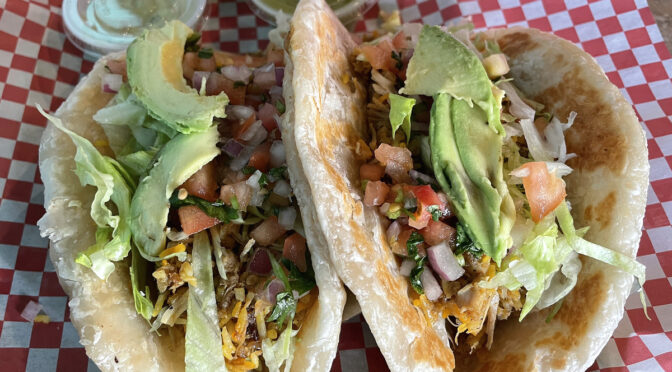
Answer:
[127, 20, 228, 134]
[401, 25, 503, 136]
[130, 125, 220, 259]
[430, 94, 513, 264]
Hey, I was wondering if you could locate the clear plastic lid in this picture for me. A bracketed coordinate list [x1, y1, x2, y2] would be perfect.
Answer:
[246, 0, 376, 27]
[62, 0, 208, 57]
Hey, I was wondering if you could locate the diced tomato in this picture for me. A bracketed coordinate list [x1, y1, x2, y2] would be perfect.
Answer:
[182, 52, 199, 80]
[406, 185, 443, 230]
[518, 162, 567, 222]
[408, 209, 431, 230]
[219, 77, 246, 105]
[220, 181, 252, 211]
[178, 206, 219, 235]
[374, 143, 413, 171]
[251, 216, 287, 246]
[234, 113, 257, 140]
[420, 219, 456, 246]
[181, 161, 218, 202]
[283, 233, 307, 272]
[198, 56, 217, 72]
[360, 163, 386, 181]
[364, 181, 390, 207]
[248, 142, 272, 173]
[266, 48, 284, 67]
[409, 185, 442, 208]
[392, 31, 408, 50]
[257, 103, 278, 132]
[359, 39, 395, 71]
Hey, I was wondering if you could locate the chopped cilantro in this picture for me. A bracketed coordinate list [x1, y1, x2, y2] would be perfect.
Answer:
[184, 33, 201, 52]
[242, 166, 256, 175]
[258, 173, 269, 188]
[267, 291, 296, 329]
[361, 179, 369, 192]
[282, 257, 316, 295]
[275, 100, 286, 114]
[269, 166, 287, 179]
[453, 223, 484, 259]
[169, 191, 241, 224]
[427, 205, 441, 221]
[406, 231, 427, 294]
[230, 195, 240, 210]
[197, 47, 213, 59]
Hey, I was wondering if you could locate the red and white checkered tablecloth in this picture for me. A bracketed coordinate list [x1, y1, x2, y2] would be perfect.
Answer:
[0, 0, 670, 371]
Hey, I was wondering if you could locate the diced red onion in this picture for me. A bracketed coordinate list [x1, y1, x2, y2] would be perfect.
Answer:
[258, 103, 278, 132]
[275, 67, 285, 86]
[229, 145, 254, 171]
[421, 266, 442, 301]
[253, 63, 277, 89]
[21, 300, 43, 322]
[263, 278, 285, 305]
[269, 86, 283, 99]
[191, 71, 211, 91]
[102, 73, 123, 93]
[427, 242, 465, 281]
[226, 105, 255, 121]
[402, 48, 415, 64]
[400, 259, 415, 276]
[269, 140, 285, 167]
[221, 65, 252, 83]
[386, 221, 401, 243]
[246, 170, 263, 191]
[273, 179, 292, 198]
[256, 62, 275, 73]
[239, 119, 267, 145]
[223, 139, 244, 157]
[278, 207, 297, 230]
[248, 248, 272, 275]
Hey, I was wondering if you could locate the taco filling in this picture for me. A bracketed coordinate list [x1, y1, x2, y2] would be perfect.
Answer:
[40, 20, 315, 372]
[352, 19, 647, 352]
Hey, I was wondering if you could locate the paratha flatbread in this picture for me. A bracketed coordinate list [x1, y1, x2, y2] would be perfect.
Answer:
[287, 1, 648, 370]
[38, 44, 346, 371]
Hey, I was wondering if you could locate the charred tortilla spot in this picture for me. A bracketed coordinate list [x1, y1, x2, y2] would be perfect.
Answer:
[498, 32, 535, 59]
[472, 352, 531, 372]
[583, 192, 616, 229]
[533, 66, 627, 173]
[536, 271, 605, 351]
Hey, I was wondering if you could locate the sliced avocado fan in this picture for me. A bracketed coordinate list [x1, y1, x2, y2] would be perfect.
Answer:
[127, 20, 229, 134]
[130, 125, 220, 260]
[405, 25, 514, 264]
[402, 25, 504, 136]
[430, 95, 514, 264]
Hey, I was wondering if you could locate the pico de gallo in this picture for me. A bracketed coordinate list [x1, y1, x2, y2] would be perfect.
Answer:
[352, 14, 647, 352]
[40, 22, 316, 372]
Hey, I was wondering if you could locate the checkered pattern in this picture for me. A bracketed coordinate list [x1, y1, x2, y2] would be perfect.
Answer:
[0, 0, 670, 371]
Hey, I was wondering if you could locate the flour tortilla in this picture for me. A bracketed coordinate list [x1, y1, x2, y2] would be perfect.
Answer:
[287, 1, 648, 370]
[38, 48, 346, 371]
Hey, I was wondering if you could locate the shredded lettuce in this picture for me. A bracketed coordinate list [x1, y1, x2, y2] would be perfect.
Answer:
[388, 94, 415, 142]
[261, 319, 299, 372]
[39, 106, 134, 280]
[130, 244, 153, 320]
[185, 232, 226, 372]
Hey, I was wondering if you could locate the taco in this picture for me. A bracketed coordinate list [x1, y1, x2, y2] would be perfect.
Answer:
[286, 0, 649, 371]
[38, 20, 345, 372]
